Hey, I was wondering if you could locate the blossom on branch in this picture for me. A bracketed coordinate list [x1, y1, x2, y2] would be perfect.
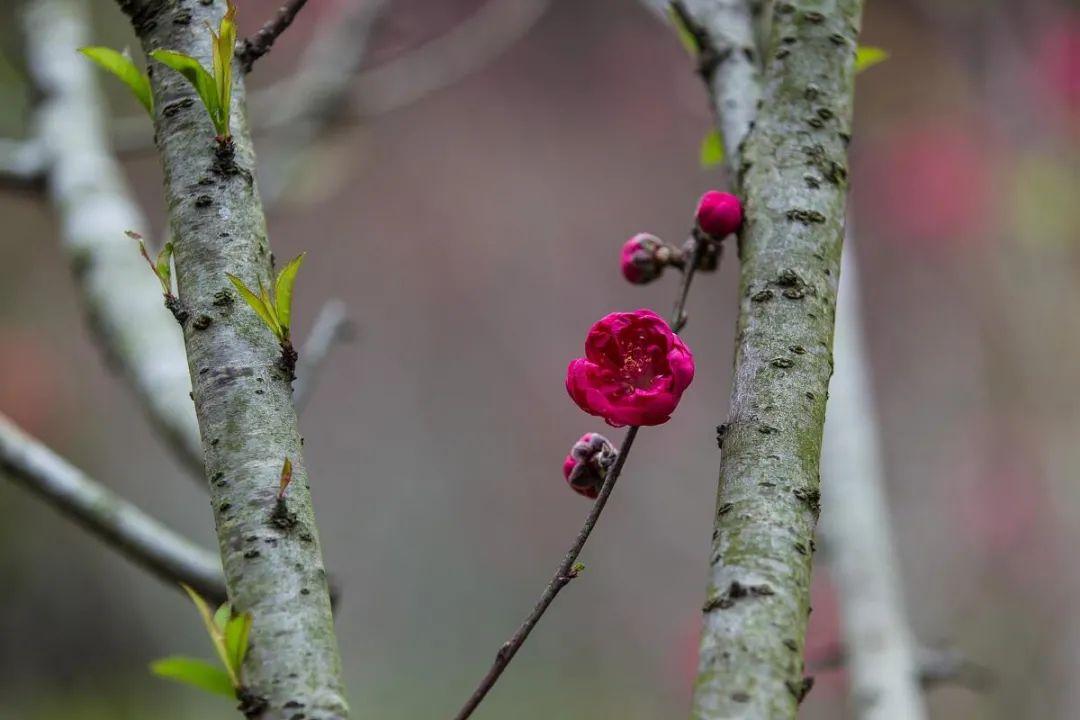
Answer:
[566, 309, 694, 427]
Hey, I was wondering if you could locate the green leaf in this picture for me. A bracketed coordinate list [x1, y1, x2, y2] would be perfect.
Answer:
[151, 656, 235, 698]
[855, 45, 889, 74]
[224, 611, 252, 677]
[227, 274, 282, 338]
[150, 50, 223, 135]
[155, 242, 173, 294]
[700, 129, 725, 168]
[257, 278, 284, 337]
[210, 0, 237, 137]
[80, 46, 153, 115]
[181, 584, 235, 685]
[667, 5, 700, 56]
[274, 253, 305, 333]
[212, 602, 232, 633]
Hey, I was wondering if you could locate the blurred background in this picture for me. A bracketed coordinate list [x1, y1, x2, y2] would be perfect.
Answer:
[0, 0, 1077, 717]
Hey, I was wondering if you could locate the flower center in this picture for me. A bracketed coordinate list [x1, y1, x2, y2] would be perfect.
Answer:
[618, 339, 658, 391]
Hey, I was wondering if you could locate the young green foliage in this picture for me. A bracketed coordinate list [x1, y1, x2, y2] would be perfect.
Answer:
[278, 456, 293, 500]
[226, 253, 306, 343]
[79, 46, 153, 115]
[129, 230, 173, 297]
[700, 128, 725, 168]
[149, 0, 237, 138]
[667, 3, 700, 56]
[150, 584, 252, 699]
[855, 45, 889, 74]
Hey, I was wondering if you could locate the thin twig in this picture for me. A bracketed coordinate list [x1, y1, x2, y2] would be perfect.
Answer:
[0, 413, 226, 604]
[452, 233, 712, 719]
[238, 0, 310, 73]
[809, 643, 994, 693]
[294, 299, 355, 412]
[452, 427, 639, 720]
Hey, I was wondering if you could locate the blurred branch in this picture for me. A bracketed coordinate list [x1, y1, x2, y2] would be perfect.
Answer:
[23, 0, 203, 476]
[673, 1, 867, 717]
[238, 0, 311, 73]
[115, 0, 347, 714]
[293, 299, 355, 412]
[347, 0, 552, 117]
[669, 1, 760, 174]
[0, 413, 226, 605]
[452, 241, 710, 720]
[819, 241, 928, 720]
[255, 0, 391, 204]
[0, 137, 47, 189]
[113, 0, 551, 156]
[810, 642, 994, 693]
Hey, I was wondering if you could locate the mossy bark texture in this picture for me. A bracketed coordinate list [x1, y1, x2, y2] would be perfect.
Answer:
[116, 2, 347, 718]
[689, 2, 865, 718]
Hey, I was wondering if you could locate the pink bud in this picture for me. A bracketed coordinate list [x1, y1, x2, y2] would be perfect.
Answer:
[620, 233, 664, 284]
[561, 432, 618, 498]
[695, 191, 743, 239]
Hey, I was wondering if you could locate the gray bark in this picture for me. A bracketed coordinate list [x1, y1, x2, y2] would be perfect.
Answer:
[0, 413, 225, 604]
[116, 1, 346, 717]
[687, 2, 865, 717]
[819, 246, 927, 719]
[24, 0, 202, 476]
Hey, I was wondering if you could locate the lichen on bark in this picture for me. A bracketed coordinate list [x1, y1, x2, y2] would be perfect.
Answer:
[689, 1, 866, 718]
[115, 1, 347, 717]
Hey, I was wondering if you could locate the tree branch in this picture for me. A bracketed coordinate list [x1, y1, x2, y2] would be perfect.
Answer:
[23, 0, 203, 477]
[238, 0, 310, 73]
[0, 137, 47, 189]
[0, 413, 226, 605]
[819, 240, 928, 719]
[452, 241, 709, 719]
[678, 1, 866, 717]
[294, 299, 354, 412]
[116, 0, 347, 716]
[255, 0, 391, 205]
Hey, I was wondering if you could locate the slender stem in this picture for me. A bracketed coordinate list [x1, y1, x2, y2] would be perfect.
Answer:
[238, 0, 310, 72]
[452, 426, 639, 720]
[0, 413, 226, 604]
[452, 229, 710, 719]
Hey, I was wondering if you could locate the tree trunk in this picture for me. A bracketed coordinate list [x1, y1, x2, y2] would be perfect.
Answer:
[115, 1, 347, 717]
[690, 2, 865, 717]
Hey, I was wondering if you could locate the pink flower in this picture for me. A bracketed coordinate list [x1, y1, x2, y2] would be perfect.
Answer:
[562, 432, 617, 498]
[620, 233, 663, 284]
[695, 190, 742, 239]
[566, 309, 694, 427]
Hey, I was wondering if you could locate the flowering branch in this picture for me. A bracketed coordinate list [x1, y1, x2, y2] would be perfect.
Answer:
[237, 0, 310, 73]
[452, 197, 735, 718]
[0, 413, 226, 605]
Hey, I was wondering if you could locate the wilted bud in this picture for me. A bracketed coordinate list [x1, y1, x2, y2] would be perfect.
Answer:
[561, 432, 618, 499]
[620, 233, 669, 284]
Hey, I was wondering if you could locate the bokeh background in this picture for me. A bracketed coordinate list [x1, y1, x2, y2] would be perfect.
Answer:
[1, 0, 1077, 717]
